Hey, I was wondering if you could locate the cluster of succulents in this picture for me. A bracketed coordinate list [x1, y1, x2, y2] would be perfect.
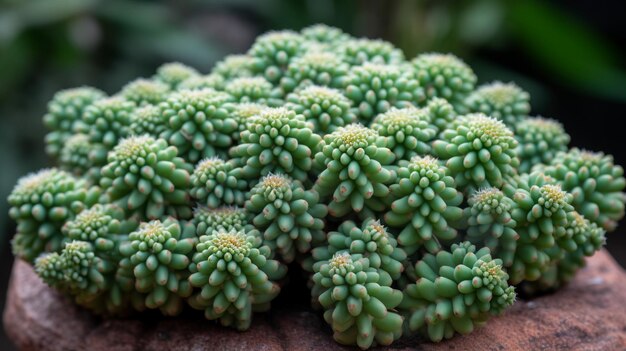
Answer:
[9, 25, 625, 349]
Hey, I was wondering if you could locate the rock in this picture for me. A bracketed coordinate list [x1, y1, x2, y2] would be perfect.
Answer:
[4, 250, 626, 351]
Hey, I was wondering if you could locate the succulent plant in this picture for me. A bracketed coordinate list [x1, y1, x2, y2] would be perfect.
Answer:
[312, 253, 404, 349]
[190, 157, 248, 208]
[99, 135, 192, 220]
[213, 54, 255, 80]
[59, 133, 107, 181]
[384, 156, 464, 254]
[188, 228, 286, 330]
[411, 53, 476, 111]
[193, 206, 252, 236]
[370, 107, 437, 162]
[465, 82, 531, 129]
[514, 117, 570, 173]
[314, 124, 395, 218]
[301, 24, 350, 45]
[248, 30, 309, 83]
[245, 173, 327, 263]
[9, 169, 98, 261]
[338, 38, 405, 66]
[400, 242, 516, 342]
[10, 24, 626, 349]
[343, 63, 424, 122]
[285, 85, 355, 134]
[503, 172, 574, 284]
[229, 107, 321, 182]
[464, 188, 518, 267]
[43, 87, 106, 158]
[280, 52, 350, 93]
[62, 204, 137, 258]
[120, 78, 170, 106]
[522, 212, 605, 293]
[311, 219, 407, 284]
[424, 97, 457, 133]
[224, 76, 283, 106]
[118, 218, 195, 315]
[159, 88, 237, 161]
[128, 105, 168, 137]
[154, 62, 200, 89]
[76, 97, 136, 150]
[537, 148, 626, 231]
[433, 114, 519, 193]
[178, 74, 226, 91]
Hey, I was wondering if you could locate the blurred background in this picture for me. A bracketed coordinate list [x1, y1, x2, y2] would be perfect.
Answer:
[1, 0, 625, 349]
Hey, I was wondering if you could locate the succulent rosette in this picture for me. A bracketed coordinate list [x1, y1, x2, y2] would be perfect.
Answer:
[280, 52, 350, 93]
[229, 107, 321, 182]
[465, 82, 531, 129]
[154, 62, 200, 89]
[190, 157, 248, 208]
[245, 173, 327, 263]
[514, 117, 570, 173]
[399, 242, 516, 342]
[285, 85, 355, 134]
[120, 78, 170, 106]
[248, 30, 309, 83]
[314, 124, 395, 218]
[43, 87, 106, 158]
[188, 228, 286, 330]
[411, 53, 476, 111]
[384, 156, 464, 254]
[338, 38, 405, 66]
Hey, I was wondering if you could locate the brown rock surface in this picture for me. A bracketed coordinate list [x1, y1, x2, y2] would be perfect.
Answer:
[4, 250, 626, 351]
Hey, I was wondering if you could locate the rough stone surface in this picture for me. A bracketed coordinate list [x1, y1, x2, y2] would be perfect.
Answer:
[4, 250, 626, 351]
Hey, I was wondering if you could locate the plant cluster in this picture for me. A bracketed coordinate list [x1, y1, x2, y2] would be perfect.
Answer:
[9, 25, 625, 349]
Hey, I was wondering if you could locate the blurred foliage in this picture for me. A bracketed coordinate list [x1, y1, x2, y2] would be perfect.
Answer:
[1, 0, 625, 245]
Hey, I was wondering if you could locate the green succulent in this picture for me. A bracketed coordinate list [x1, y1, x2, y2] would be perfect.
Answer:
[343, 63, 424, 122]
[99, 135, 192, 220]
[522, 212, 605, 293]
[515, 117, 570, 173]
[464, 188, 518, 267]
[76, 96, 136, 150]
[159, 88, 237, 161]
[212, 54, 255, 80]
[301, 24, 350, 45]
[190, 157, 248, 208]
[179, 74, 226, 91]
[120, 78, 170, 106]
[537, 148, 626, 231]
[59, 133, 107, 181]
[280, 52, 350, 93]
[229, 103, 268, 142]
[400, 242, 516, 342]
[62, 204, 137, 258]
[224, 76, 283, 106]
[154, 62, 200, 89]
[384, 156, 464, 254]
[338, 38, 405, 66]
[285, 85, 355, 134]
[503, 172, 574, 283]
[248, 30, 309, 83]
[424, 97, 457, 133]
[34, 252, 66, 287]
[128, 105, 168, 137]
[43, 87, 106, 158]
[314, 124, 395, 218]
[411, 53, 476, 112]
[312, 253, 404, 349]
[193, 206, 252, 236]
[465, 82, 531, 129]
[370, 107, 437, 162]
[8, 169, 98, 262]
[245, 173, 327, 263]
[433, 113, 519, 193]
[118, 218, 195, 315]
[311, 219, 407, 284]
[188, 228, 286, 330]
[229, 107, 321, 182]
